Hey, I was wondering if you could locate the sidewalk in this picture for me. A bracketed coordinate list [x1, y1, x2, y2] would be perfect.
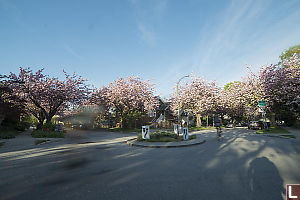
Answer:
[0, 130, 63, 153]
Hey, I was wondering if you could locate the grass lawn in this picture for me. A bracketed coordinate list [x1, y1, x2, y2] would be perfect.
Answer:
[109, 126, 217, 133]
[137, 131, 196, 142]
[279, 135, 296, 139]
[32, 130, 64, 138]
[189, 126, 216, 131]
[144, 137, 179, 142]
[35, 139, 50, 145]
[256, 126, 289, 134]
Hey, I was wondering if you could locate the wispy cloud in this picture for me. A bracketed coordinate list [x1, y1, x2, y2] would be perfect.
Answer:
[154, 0, 167, 16]
[129, 0, 167, 47]
[0, 0, 33, 31]
[156, 0, 300, 97]
[63, 43, 83, 60]
[137, 23, 156, 46]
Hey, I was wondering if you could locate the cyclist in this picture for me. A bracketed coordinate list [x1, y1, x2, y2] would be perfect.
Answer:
[214, 116, 222, 139]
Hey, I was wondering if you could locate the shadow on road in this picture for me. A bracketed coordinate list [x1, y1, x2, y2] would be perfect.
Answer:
[0, 128, 298, 200]
[247, 157, 285, 200]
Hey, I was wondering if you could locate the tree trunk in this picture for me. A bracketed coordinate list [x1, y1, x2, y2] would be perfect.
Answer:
[120, 116, 124, 128]
[196, 114, 202, 127]
[36, 112, 45, 130]
[207, 115, 209, 127]
[36, 117, 44, 130]
[46, 117, 52, 124]
[36, 122, 43, 130]
[270, 112, 276, 127]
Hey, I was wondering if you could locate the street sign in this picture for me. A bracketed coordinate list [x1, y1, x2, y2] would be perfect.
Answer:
[142, 126, 150, 139]
[182, 127, 188, 140]
[174, 124, 181, 135]
[258, 100, 266, 107]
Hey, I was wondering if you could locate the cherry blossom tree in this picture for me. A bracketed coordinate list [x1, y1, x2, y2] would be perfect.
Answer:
[7, 67, 90, 129]
[280, 44, 300, 63]
[221, 79, 261, 122]
[171, 76, 220, 127]
[92, 76, 158, 128]
[223, 54, 299, 124]
[260, 54, 300, 123]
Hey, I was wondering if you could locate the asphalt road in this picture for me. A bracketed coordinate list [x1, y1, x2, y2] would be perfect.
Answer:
[0, 128, 300, 200]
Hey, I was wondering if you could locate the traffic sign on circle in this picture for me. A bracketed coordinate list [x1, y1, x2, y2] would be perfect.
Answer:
[258, 100, 266, 107]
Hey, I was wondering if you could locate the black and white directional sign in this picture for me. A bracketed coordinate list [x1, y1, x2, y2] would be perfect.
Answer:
[174, 124, 181, 134]
[142, 125, 150, 139]
[182, 127, 188, 140]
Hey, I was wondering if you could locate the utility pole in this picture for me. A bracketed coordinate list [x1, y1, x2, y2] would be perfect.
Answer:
[207, 115, 209, 127]
[176, 75, 189, 125]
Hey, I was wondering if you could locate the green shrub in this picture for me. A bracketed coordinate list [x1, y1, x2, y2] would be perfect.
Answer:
[15, 121, 30, 131]
[32, 130, 64, 138]
[42, 122, 56, 132]
[189, 135, 196, 139]
[150, 131, 178, 139]
[137, 131, 196, 142]
[137, 134, 143, 141]
[0, 130, 18, 139]
[1, 119, 18, 130]
[1, 118, 30, 132]
[189, 126, 216, 131]
[155, 137, 177, 142]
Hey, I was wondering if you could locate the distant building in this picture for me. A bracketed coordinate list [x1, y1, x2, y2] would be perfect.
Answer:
[58, 104, 105, 128]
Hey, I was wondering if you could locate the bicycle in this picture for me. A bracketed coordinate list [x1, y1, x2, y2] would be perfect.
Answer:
[216, 126, 223, 141]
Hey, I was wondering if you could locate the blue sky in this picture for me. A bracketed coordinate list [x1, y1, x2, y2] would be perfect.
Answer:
[1, 0, 300, 98]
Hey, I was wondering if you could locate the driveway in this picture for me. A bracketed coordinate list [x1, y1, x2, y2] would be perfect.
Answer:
[0, 128, 299, 200]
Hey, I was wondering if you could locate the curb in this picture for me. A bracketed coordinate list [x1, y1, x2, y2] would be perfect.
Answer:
[126, 139, 206, 148]
[34, 138, 64, 145]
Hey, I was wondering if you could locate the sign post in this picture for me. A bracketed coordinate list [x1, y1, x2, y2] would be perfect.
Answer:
[182, 127, 188, 140]
[174, 124, 181, 135]
[258, 100, 266, 107]
[258, 100, 267, 129]
[142, 125, 150, 139]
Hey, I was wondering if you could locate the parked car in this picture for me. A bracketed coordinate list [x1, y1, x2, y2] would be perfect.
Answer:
[241, 122, 249, 127]
[248, 121, 264, 130]
[235, 121, 242, 127]
[71, 124, 78, 129]
[54, 124, 64, 132]
[226, 123, 234, 128]
[276, 121, 284, 126]
[71, 124, 87, 130]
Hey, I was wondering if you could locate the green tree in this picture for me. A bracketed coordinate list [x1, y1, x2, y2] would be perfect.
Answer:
[280, 44, 300, 62]
[224, 81, 240, 91]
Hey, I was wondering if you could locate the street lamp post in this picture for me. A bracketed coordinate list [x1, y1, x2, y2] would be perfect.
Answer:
[176, 75, 189, 127]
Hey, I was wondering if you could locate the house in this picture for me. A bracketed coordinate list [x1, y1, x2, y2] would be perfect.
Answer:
[150, 97, 176, 128]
